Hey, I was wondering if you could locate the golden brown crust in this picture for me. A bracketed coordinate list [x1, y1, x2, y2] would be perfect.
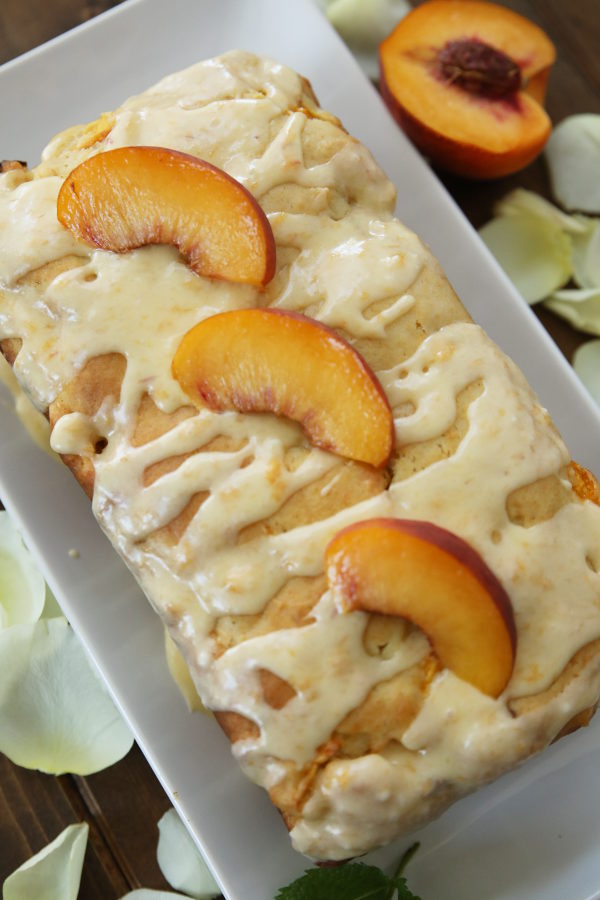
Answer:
[553, 703, 598, 741]
[0, 160, 27, 173]
[215, 709, 260, 743]
[333, 651, 440, 756]
[0, 337, 22, 366]
[510, 638, 600, 730]
[48, 353, 127, 498]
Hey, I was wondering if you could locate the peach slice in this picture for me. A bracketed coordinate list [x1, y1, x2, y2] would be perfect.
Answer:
[379, 0, 556, 179]
[326, 518, 516, 697]
[57, 146, 275, 286]
[172, 308, 394, 468]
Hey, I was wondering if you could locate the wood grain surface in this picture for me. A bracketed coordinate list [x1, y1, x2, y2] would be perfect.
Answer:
[1, 1, 599, 897]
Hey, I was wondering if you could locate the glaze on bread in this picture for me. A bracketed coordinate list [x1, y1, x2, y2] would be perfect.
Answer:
[1, 52, 600, 861]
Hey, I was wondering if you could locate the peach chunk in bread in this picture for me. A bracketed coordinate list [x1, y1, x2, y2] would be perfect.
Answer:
[172, 308, 394, 468]
[326, 518, 516, 697]
[379, 0, 556, 179]
[569, 461, 600, 506]
[57, 146, 276, 286]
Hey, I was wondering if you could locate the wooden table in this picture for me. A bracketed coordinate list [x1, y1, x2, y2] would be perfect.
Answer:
[0, 1, 598, 897]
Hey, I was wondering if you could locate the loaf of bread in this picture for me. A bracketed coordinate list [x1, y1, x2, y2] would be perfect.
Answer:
[1, 51, 600, 861]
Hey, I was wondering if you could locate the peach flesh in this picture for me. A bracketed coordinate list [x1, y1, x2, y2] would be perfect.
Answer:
[57, 146, 276, 286]
[437, 39, 521, 98]
[379, 0, 555, 178]
[171, 308, 394, 468]
[326, 518, 516, 697]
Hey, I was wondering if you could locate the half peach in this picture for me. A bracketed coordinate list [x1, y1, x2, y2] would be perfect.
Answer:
[379, 0, 556, 179]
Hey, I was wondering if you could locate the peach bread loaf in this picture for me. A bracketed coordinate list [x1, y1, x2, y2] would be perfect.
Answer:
[1, 51, 600, 860]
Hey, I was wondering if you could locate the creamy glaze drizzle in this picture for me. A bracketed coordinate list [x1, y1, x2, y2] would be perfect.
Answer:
[270, 211, 419, 336]
[1, 51, 600, 859]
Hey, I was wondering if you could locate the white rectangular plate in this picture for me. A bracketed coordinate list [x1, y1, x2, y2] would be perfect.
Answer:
[1, 2, 600, 898]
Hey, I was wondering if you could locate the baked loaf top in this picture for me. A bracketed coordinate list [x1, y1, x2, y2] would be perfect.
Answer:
[2, 51, 600, 860]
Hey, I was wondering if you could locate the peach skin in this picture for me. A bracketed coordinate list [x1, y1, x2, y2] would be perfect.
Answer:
[57, 146, 276, 286]
[326, 517, 516, 697]
[379, 0, 556, 179]
[171, 308, 394, 468]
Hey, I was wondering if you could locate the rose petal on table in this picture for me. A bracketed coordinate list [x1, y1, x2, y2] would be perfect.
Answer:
[327, 0, 410, 45]
[0, 617, 133, 774]
[479, 213, 572, 304]
[42, 586, 63, 619]
[327, 0, 410, 77]
[544, 287, 600, 336]
[0, 354, 57, 457]
[2, 822, 88, 900]
[164, 628, 205, 713]
[494, 188, 590, 234]
[572, 218, 600, 288]
[120, 892, 194, 899]
[157, 809, 220, 900]
[311, 0, 410, 79]
[573, 340, 600, 406]
[0, 510, 46, 630]
[545, 114, 600, 213]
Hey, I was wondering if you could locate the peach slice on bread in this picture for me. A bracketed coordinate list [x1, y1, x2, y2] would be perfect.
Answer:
[57, 146, 275, 286]
[172, 308, 394, 468]
[326, 518, 516, 697]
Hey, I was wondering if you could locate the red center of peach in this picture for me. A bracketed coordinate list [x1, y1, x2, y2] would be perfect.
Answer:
[437, 38, 521, 98]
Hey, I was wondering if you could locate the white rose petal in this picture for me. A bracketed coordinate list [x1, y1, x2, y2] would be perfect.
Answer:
[120, 892, 194, 900]
[0, 510, 46, 630]
[572, 218, 600, 289]
[545, 287, 600, 336]
[0, 353, 57, 457]
[2, 822, 88, 900]
[0, 617, 133, 774]
[324, 0, 411, 79]
[545, 114, 600, 213]
[327, 0, 410, 47]
[164, 628, 205, 713]
[479, 214, 572, 304]
[494, 188, 590, 234]
[42, 586, 64, 619]
[573, 340, 600, 406]
[157, 809, 220, 900]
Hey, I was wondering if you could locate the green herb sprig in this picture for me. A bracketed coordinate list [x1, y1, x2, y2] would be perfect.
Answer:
[275, 841, 421, 900]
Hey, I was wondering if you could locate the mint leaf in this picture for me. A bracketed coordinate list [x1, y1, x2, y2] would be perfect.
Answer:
[274, 862, 389, 899]
[389, 843, 421, 900]
[395, 876, 421, 900]
[275, 842, 421, 900]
